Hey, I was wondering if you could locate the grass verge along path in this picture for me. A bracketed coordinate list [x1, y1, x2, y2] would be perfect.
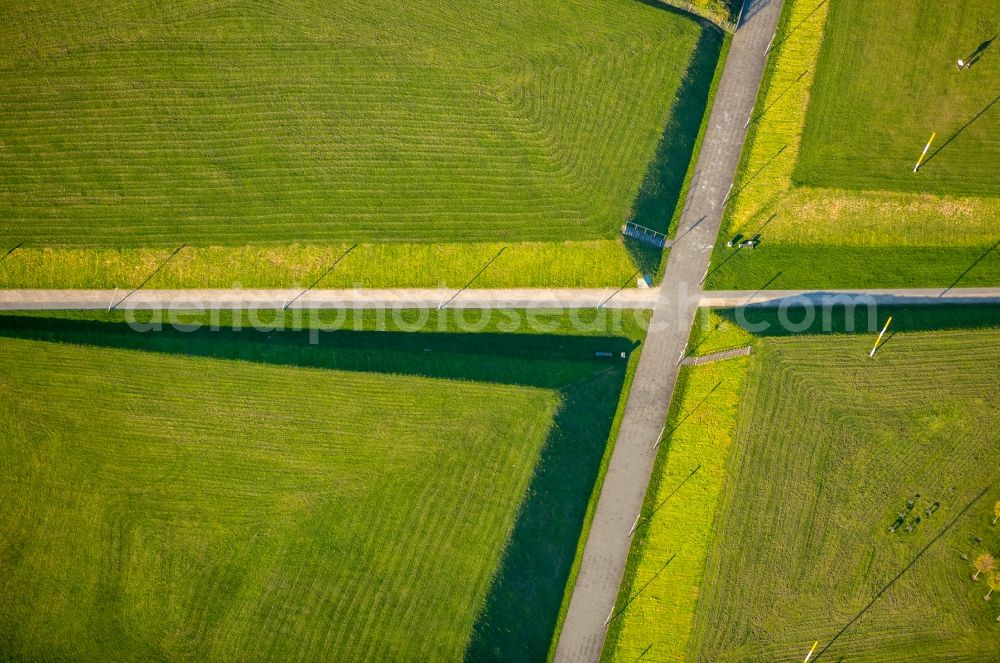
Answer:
[0, 241, 639, 290]
[601, 322, 750, 661]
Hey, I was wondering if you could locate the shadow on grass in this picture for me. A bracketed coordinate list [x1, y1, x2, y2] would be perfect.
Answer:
[812, 483, 994, 661]
[768, 0, 827, 52]
[740, 0, 773, 26]
[0, 241, 24, 265]
[466, 365, 627, 662]
[964, 34, 995, 67]
[632, 0, 742, 25]
[623, 237, 664, 280]
[111, 244, 187, 309]
[0, 314, 634, 662]
[724, 144, 787, 205]
[922, 93, 1000, 167]
[0, 314, 637, 387]
[623, 23, 724, 277]
[284, 243, 357, 309]
[715, 303, 1000, 338]
[942, 238, 1000, 293]
[440, 246, 508, 310]
[608, 553, 677, 625]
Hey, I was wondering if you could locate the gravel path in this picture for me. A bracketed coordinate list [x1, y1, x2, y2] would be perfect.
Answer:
[2, 287, 998, 311]
[682, 345, 753, 365]
[0, 287, 660, 311]
[552, 1, 786, 660]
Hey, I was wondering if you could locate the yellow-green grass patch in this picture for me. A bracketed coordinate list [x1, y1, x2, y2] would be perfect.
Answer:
[602, 352, 749, 662]
[0, 240, 641, 289]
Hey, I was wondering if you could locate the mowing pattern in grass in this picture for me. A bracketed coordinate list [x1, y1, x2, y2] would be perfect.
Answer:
[796, 0, 1000, 196]
[0, 337, 559, 661]
[0, 0, 707, 246]
[706, 0, 1000, 290]
[689, 330, 1000, 661]
[602, 356, 749, 662]
[0, 311, 645, 661]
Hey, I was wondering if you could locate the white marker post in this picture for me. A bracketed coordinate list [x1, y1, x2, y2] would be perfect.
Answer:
[869, 316, 893, 357]
[913, 132, 936, 172]
[628, 512, 642, 537]
[803, 641, 819, 662]
[653, 424, 667, 449]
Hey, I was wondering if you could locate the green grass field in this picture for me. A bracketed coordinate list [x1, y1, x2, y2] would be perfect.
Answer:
[0, 0, 725, 288]
[0, 310, 645, 661]
[603, 307, 1000, 661]
[706, 0, 1000, 290]
[687, 327, 1000, 660]
[796, 0, 1000, 196]
[0, 0, 723, 288]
